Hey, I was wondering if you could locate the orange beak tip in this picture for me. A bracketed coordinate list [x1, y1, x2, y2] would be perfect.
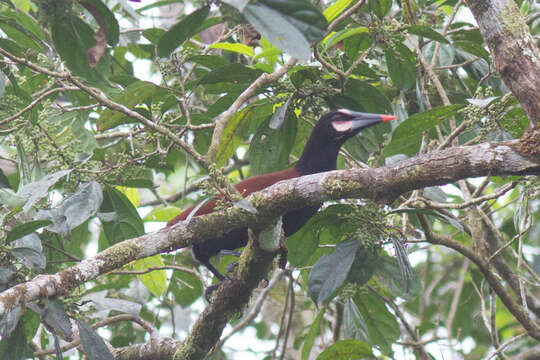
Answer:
[381, 115, 398, 122]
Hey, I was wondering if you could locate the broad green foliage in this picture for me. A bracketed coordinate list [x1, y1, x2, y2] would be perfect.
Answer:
[0, 0, 538, 359]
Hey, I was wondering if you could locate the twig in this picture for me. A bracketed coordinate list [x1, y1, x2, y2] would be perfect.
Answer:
[0, 86, 80, 125]
[205, 57, 297, 162]
[34, 314, 156, 356]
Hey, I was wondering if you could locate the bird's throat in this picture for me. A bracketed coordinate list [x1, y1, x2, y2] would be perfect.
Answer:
[296, 139, 342, 174]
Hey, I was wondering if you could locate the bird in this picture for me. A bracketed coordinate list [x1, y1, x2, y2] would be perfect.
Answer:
[167, 109, 397, 289]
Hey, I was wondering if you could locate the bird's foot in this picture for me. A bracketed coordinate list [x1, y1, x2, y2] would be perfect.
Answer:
[225, 260, 239, 278]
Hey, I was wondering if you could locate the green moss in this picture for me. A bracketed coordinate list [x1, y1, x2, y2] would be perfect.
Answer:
[323, 178, 364, 198]
[499, 1, 528, 36]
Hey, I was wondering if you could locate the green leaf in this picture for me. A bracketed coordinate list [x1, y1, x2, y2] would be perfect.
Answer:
[97, 81, 161, 130]
[253, 48, 283, 62]
[301, 307, 326, 360]
[170, 271, 204, 307]
[6, 219, 52, 243]
[244, 0, 327, 62]
[17, 169, 71, 214]
[79, 0, 120, 45]
[0, 320, 27, 360]
[11, 234, 46, 269]
[258, 217, 282, 251]
[323, 0, 353, 21]
[374, 255, 421, 300]
[99, 187, 144, 246]
[369, 0, 392, 19]
[385, 43, 416, 90]
[324, 26, 371, 50]
[308, 239, 360, 305]
[0, 7, 45, 41]
[345, 79, 393, 113]
[316, 340, 373, 359]
[259, 0, 327, 42]
[28, 300, 73, 341]
[36, 182, 103, 237]
[382, 104, 464, 158]
[453, 40, 490, 61]
[157, 6, 210, 58]
[77, 319, 114, 360]
[134, 254, 167, 297]
[346, 247, 379, 286]
[0, 22, 43, 51]
[0, 303, 22, 340]
[405, 25, 449, 43]
[208, 42, 254, 57]
[51, 15, 108, 82]
[248, 111, 297, 176]
[223, 0, 250, 11]
[215, 104, 272, 167]
[343, 298, 369, 341]
[198, 63, 263, 89]
[354, 291, 400, 355]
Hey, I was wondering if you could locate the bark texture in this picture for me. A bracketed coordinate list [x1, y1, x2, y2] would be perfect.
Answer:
[467, 0, 540, 126]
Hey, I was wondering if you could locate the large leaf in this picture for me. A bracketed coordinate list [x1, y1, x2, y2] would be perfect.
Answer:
[208, 42, 254, 57]
[99, 187, 144, 246]
[17, 169, 71, 214]
[325, 27, 372, 51]
[27, 300, 73, 341]
[0, 320, 27, 360]
[385, 43, 416, 90]
[215, 103, 272, 167]
[345, 79, 393, 113]
[354, 291, 400, 355]
[79, 0, 120, 46]
[6, 219, 52, 243]
[374, 255, 421, 300]
[157, 6, 210, 57]
[323, 0, 354, 22]
[77, 319, 114, 360]
[134, 254, 167, 297]
[243, 0, 327, 62]
[316, 340, 373, 359]
[51, 14, 108, 82]
[11, 234, 46, 269]
[301, 307, 326, 360]
[308, 239, 361, 305]
[405, 25, 449, 44]
[382, 104, 464, 158]
[343, 298, 369, 341]
[453, 40, 490, 61]
[36, 182, 103, 237]
[97, 81, 163, 130]
[248, 112, 297, 176]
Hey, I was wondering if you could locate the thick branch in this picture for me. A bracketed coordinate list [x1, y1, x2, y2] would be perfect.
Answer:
[466, 0, 540, 126]
[0, 142, 538, 327]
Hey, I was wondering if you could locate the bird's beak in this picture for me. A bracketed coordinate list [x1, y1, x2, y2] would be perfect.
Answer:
[348, 111, 398, 131]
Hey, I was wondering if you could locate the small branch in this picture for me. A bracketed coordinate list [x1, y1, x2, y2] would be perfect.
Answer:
[419, 181, 517, 209]
[34, 314, 155, 356]
[0, 86, 80, 126]
[205, 57, 297, 162]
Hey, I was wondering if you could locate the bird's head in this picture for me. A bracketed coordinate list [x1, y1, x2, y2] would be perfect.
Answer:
[314, 109, 398, 145]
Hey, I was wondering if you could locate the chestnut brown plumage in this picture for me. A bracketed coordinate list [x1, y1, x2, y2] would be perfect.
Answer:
[167, 109, 397, 286]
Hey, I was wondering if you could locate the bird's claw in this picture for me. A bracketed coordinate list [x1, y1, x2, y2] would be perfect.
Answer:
[225, 260, 239, 279]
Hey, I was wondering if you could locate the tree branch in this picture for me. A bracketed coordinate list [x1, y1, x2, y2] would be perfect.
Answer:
[0, 141, 538, 344]
[466, 0, 540, 126]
